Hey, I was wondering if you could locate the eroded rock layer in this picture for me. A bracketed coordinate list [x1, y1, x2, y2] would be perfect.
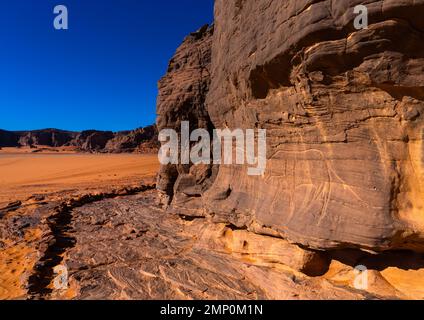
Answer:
[157, 0, 424, 253]
[156, 25, 217, 210]
[60, 192, 377, 300]
[3, 186, 424, 300]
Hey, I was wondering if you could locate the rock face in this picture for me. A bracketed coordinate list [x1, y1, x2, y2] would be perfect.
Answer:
[156, 25, 217, 209]
[0, 126, 159, 153]
[68, 130, 115, 152]
[104, 125, 158, 153]
[157, 1, 424, 253]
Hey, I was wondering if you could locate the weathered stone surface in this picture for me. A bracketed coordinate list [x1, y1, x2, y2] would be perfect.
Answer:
[50, 191, 377, 300]
[2, 185, 422, 300]
[193, 222, 330, 276]
[156, 24, 217, 210]
[196, 0, 424, 252]
[151, 0, 424, 300]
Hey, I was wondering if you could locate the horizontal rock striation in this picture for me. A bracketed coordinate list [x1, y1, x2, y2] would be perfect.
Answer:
[157, 0, 424, 253]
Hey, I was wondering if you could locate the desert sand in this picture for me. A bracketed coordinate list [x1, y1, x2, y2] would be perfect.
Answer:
[0, 150, 159, 206]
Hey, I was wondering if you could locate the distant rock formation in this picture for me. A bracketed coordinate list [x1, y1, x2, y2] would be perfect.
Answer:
[68, 130, 115, 152]
[105, 125, 158, 153]
[0, 126, 159, 153]
[157, 0, 424, 253]
[17, 129, 77, 147]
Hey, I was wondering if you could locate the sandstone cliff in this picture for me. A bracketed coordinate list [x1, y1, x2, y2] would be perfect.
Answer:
[157, 0, 424, 254]
[156, 24, 217, 209]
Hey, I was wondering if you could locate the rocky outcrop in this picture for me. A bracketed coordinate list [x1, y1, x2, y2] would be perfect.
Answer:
[156, 24, 217, 209]
[59, 191, 383, 300]
[69, 126, 159, 153]
[157, 0, 424, 254]
[17, 129, 76, 147]
[104, 125, 158, 153]
[0, 126, 159, 153]
[68, 130, 115, 152]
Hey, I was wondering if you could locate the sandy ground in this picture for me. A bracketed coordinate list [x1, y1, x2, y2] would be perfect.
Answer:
[0, 151, 159, 299]
[0, 228, 41, 299]
[0, 152, 159, 206]
[0, 146, 77, 154]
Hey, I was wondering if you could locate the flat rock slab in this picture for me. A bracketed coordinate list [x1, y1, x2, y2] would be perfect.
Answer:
[57, 191, 372, 300]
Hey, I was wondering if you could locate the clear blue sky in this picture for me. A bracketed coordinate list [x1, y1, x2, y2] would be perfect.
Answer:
[0, 0, 214, 132]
